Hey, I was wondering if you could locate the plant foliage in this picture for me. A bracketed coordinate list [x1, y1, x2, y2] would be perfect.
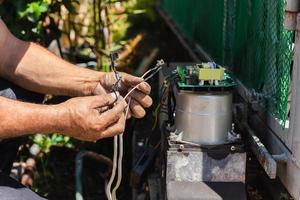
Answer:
[0, 0, 77, 45]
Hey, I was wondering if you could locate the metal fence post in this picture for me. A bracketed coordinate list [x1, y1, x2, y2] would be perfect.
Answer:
[285, 0, 299, 30]
[290, 14, 300, 159]
[283, 1, 300, 199]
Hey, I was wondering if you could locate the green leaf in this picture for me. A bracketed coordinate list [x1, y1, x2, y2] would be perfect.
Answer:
[18, 1, 48, 22]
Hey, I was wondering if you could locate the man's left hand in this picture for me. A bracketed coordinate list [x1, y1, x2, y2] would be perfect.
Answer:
[93, 72, 153, 118]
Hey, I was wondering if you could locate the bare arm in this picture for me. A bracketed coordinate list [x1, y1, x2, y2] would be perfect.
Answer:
[0, 19, 102, 96]
[0, 94, 127, 140]
[0, 19, 152, 118]
[0, 96, 60, 138]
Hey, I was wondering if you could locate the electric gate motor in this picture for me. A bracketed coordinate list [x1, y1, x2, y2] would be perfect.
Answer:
[175, 91, 232, 145]
[174, 62, 235, 145]
[162, 63, 247, 200]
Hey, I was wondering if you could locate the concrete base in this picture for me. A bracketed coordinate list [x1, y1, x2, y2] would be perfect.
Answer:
[167, 181, 246, 200]
[166, 148, 246, 199]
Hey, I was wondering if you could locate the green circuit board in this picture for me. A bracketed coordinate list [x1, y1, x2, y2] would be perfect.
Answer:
[176, 64, 236, 90]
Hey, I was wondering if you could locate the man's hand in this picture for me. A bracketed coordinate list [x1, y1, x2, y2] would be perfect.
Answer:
[57, 93, 127, 141]
[0, 93, 126, 140]
[93, 72, 152, 118]
[0, 19, 152, 118]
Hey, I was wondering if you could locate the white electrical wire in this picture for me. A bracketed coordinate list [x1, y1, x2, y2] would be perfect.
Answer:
[111, 98, 131, 200]
[111, 132, 123, 199]
[106, 84, 142, 200]
[105, 134, 118, 200]
[124, 67, 162, 100]
[105, 61, 164, 200]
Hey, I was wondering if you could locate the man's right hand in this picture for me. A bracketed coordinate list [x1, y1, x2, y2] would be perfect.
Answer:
[56, 93, 127, 141]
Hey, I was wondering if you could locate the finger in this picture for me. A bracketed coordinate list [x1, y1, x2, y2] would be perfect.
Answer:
[135, 82, 151, 95]
[126, 82, 151, 96]
[92, 82, 107, 95]
[126, 107, 132, 119]
[99, 72, 116, 88]
[98, 97, 127, 123]
[121, 72, 144, 86]
[124, 98, 132, 119]
[121, 73, 151, 94]
[91, 92, 119, 108]
[95, 106, 109, 114]
[101, 113, 126, 138]
[124, 103, 132, 119]
[129, 90, 152, 108]
[129, 98, 146, 118]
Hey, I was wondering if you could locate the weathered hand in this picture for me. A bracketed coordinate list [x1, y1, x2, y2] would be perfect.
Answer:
[57, 93, 127, 141]
[93, 72, 152, 118]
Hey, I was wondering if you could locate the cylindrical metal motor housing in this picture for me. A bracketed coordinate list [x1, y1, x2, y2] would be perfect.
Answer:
[175, 91, 232, 145]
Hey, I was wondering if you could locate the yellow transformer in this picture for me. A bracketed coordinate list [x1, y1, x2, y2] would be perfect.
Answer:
[197, 63, 225, 81]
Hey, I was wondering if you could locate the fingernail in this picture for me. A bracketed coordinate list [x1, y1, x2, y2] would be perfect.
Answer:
[109, 91, 120, 101]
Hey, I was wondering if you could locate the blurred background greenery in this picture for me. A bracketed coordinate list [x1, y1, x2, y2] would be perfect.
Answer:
[0, 0, 156, 70]
[0, 1, 160, 199]
[0, 0, 157, 154]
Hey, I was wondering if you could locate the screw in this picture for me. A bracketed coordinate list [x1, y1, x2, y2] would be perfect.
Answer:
[137, 142, 144, 147]
[231, 146, 236, 151]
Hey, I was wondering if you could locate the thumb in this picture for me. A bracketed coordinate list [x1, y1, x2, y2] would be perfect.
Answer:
[92, 82, 107, 95]
[91, 92, 119, 108]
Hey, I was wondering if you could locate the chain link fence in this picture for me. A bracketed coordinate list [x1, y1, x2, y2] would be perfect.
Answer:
[161, 0, 294, 125]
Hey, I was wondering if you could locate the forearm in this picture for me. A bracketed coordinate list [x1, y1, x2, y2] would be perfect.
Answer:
[0, 96, 62, 139]
[2, 41, 104, 96]
[0, 20, 103, 96]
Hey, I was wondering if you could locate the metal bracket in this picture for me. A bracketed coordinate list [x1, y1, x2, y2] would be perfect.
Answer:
[243, 122, 277, 179]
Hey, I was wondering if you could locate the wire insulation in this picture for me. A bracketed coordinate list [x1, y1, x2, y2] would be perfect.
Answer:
[105, 60, 164, 200]
[111, 98, 131, 199]
[105, 135, 118, 200]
